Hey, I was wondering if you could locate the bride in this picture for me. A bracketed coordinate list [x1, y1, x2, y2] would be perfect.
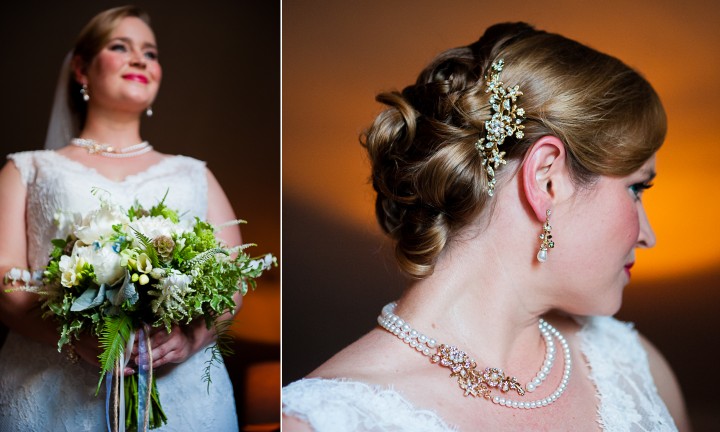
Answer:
[283, 22, 690, 431]
[0, 6, 241, 430]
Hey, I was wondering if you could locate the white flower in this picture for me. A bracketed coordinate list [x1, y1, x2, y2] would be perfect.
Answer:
[58, 255, 84, 287]
[136, 253, 153, 274]
[149, 270, 194, 315]
[74, 203, 128, 245]
[61, 270, 78, 287]
[159, 271, 193, 293]
[262, 253, 276, 269]
[128, 216, 191, 242]
[150, 268, 166, 279]
[247, 254, 276, 272]
[119, 249, 137, 267]
[6, 268, 32, 283]
[76, 245, 124, 286]
[54, 210, 82, 239]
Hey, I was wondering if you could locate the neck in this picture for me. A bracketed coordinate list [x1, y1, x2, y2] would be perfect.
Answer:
[80, 106, 143, 149]
[393, 200, 555, 379]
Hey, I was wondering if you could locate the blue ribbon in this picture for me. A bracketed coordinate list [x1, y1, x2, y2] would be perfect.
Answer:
[137, 327, 151, 429]
[105, 370, 112, 431]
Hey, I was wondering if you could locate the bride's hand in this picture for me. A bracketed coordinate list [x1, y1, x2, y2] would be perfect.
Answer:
[136, 324, 196, 369]
[73, 334, 136, 376]
[72, 333, 102, 367]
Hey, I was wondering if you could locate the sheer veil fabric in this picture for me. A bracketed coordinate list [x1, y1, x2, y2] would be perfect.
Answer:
[44, 52, 75, 151]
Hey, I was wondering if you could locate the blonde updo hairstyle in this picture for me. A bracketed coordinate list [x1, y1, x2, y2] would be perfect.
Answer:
[68, 6, 152, 131]
[362, 22, 666, 278]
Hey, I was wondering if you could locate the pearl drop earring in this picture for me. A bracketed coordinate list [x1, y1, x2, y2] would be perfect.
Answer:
[81, 84, 90, 102]
[537, 209, 555, 263]
[146, 106, 153, 117]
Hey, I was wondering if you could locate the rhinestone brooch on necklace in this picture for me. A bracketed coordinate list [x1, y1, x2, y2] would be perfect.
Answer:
[70, 138, 153, 158]
[377, 302, 572, 409]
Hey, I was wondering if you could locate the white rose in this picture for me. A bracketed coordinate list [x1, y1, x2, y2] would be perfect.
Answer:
[77, 245, 124, 286]
[75, 204, 129, 245]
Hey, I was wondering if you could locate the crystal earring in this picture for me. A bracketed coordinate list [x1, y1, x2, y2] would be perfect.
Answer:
[146, 106, 153, 117]
[537, 209, 555, 263]
[81, 84, 90, 102]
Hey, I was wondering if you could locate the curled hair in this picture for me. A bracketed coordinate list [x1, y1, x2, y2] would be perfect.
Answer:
[68, 6, 151, 131]
[361, 22, 666, 278]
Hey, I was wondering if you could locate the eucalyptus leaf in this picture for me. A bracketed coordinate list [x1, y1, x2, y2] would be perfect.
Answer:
[106, 272, 138, 306]
[70, 285, 106, 312]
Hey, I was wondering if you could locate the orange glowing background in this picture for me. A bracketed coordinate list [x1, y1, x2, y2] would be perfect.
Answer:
[284, 0, 720, 282]
[283, 0, 720, 428]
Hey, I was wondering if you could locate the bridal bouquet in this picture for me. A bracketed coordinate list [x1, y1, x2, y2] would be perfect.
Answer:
[7, 189, 275, 430]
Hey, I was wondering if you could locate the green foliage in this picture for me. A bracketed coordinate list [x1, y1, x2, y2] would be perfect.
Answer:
[16, 191, 278, 429]
[96, 313, 133, 395]
[129, 227, 161, 269]
[202, 319, 235, 393]
[124, 374, 167, 430]
[50, 238, 67, 259]
[148, 190, 179, 223]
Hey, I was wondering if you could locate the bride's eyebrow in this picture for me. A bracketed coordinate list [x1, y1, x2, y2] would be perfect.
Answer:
[108, 37, 157, 50]
[642, 171, 657, 182]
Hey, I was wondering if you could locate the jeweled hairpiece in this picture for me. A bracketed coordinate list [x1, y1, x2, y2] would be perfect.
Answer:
[475, 59, 526, 196]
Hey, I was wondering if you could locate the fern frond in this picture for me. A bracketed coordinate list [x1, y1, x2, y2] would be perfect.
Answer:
[96, 313, 133, 395]
[129, 227, 161, 268]
[202, 318, 235, 393]
[187, 248, 227, 268]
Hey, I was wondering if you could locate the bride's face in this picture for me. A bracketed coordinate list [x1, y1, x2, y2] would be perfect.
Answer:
[550, 154, 657, 316]
[85, 17, 162, 114]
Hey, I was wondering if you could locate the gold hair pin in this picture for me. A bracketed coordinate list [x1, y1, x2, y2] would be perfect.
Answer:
[475, 59, 526, 196]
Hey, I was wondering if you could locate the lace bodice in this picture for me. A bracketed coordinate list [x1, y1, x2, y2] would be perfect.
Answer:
[282, 316, 677, 432]
[0, 150, 238, 431]
[8, 150, 208, 270]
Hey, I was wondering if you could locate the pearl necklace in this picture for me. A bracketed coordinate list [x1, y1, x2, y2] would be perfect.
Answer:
[70, 138, 153, 158]
[377, 302, 572, 409]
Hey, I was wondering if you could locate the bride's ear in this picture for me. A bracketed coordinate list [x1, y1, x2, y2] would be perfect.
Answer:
[71, 55, 88, 85]
[521, 135, 574, 222]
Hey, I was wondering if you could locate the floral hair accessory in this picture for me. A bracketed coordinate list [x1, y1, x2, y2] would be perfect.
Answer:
[475, 59, 526, 196]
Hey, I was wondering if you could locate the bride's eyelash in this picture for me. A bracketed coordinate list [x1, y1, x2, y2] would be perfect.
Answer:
[629, 181, 654, 200]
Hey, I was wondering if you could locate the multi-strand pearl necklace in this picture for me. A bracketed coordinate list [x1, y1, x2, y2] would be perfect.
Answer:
[377, 302, 572, 409]
[70, 138, 153, 158]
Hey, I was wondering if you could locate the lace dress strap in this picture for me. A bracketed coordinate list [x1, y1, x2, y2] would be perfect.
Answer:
[579, 316, 678, 432]
[7, 151, 40, 186]
[283, 378, 458, 432]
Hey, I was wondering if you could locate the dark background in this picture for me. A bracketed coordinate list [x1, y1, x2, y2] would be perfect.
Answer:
[0, 1, 280, 429]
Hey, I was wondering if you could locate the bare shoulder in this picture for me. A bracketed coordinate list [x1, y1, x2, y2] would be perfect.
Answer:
[282, 413, 314, 432]
[284, 330, 400, 431]
[307, 329, 398, 381]
[638, 334, 691, 431]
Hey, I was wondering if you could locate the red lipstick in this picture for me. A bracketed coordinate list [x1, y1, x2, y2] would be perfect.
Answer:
[122, 74, 148, 84]
[624, 262, 634, 277]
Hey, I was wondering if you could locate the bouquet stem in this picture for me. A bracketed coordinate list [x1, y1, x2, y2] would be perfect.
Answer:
[124, 374, 167, 430]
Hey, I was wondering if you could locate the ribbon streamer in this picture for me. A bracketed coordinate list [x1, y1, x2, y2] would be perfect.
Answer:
[137, 324, 153, 431]
[105, 330, 137, 432]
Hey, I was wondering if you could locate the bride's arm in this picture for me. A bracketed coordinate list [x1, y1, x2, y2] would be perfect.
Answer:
[0, 160, 53, 344]
[639, 335, 691, 431]
[0, 161, 103, 366]
[143, 168, 243, 368]
[281, 414, 313, 431]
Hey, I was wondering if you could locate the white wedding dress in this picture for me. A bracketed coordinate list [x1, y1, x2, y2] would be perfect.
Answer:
[283, 315, 677, 432]
[0, 151, 239, 431]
